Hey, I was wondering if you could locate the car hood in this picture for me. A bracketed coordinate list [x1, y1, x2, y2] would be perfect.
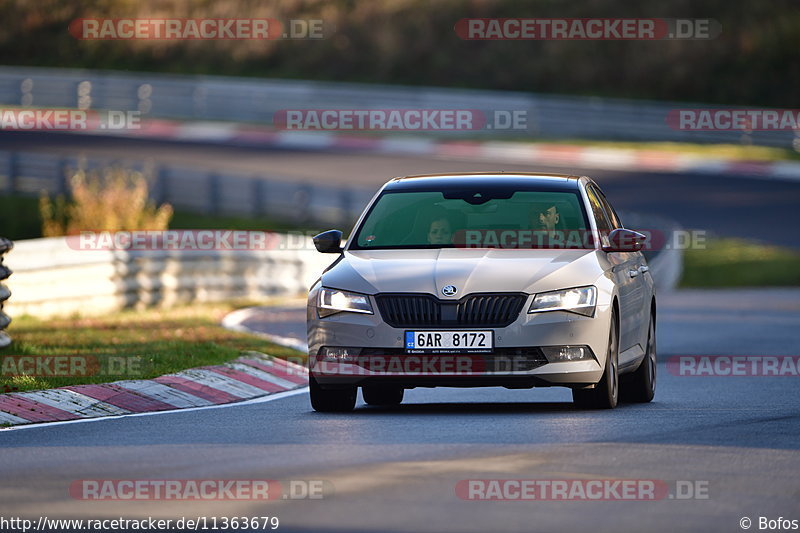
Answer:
[322, 248, 603, 297]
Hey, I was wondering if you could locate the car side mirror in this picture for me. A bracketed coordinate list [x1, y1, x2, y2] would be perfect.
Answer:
[313, 230, 343, 253]
[603, 228, 646, 252]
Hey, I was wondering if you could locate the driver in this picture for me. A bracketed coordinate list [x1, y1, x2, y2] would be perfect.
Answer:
[528, 203, 568, 248]
[532, 204, 561, 232]
[427, 217, 453, 245]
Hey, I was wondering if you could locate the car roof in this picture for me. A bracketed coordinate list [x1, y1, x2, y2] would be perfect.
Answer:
[383, 172, 584, 192]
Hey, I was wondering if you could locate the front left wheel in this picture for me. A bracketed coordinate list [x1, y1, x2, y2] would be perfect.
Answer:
[572, 310, 619, 409]
[621, 312, 656, 403]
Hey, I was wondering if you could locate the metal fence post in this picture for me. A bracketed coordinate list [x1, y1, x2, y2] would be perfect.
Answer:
[339, 188, 352, 229]
[58, 157, 69, 196]
[6, 152, 18, 194]
[0, 237, 13, 349]
[208, 172, 221, 215]
[252, 178, 265, 217]
[293, 184, 312, 224]
[153, 166, 168, 204]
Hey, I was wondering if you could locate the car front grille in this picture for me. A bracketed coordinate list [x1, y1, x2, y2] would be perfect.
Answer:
[375, 293, 527, 328]
[321, 347, 548, 373]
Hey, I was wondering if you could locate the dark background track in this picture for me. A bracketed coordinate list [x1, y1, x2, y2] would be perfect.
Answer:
[2, 131, 799, 247]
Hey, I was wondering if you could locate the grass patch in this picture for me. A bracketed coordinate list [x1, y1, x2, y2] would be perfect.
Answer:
[681, 238, 800, 287]
[420, 136, 799, 162]
[280, 128, 799, 162]
[536, 140, 800, 162]
[0, 195, 42, 241]
[0, 194, 319, 242]
[170, 210, 321, 233]
[2, 302, 305, 393]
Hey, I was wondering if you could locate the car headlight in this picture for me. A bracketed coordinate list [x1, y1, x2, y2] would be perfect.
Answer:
[528, 286, 596, 317]
[318, 288, 374, 317]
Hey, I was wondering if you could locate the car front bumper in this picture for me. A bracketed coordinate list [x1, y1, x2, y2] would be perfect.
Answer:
[307, 286, 614, 389]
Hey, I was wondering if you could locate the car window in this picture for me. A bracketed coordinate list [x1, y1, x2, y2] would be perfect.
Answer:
[596, 188, 623, 229]
[351, 189, 592, 249]
[586, 186, 612, 232]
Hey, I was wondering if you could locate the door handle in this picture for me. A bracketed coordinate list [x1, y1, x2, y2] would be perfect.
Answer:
[639, 265, 649, 273]
[629, 270, 639, 278]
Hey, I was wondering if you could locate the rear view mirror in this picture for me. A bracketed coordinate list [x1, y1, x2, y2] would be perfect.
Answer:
[313, 230, 343, 253]
[603, 228, 646, 252]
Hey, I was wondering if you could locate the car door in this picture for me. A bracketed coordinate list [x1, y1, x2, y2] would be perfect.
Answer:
[596, 186, 649, 354]
[586, 185, 639, 354]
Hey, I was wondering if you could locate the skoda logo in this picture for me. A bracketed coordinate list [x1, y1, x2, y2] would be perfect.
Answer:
[442, 285, 458, 297]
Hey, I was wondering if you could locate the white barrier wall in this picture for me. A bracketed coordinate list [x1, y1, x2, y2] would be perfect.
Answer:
[4, 236, 335, 318]
[4, 226, 680, 319]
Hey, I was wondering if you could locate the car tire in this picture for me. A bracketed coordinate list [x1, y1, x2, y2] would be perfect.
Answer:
[362, 385, 404, 406]
[310, 376, 356, 412]
[621, 312, 656, 403]
[572, 310, 619, 409]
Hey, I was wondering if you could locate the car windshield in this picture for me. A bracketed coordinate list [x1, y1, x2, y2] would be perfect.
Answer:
[351, 189, 593, 250]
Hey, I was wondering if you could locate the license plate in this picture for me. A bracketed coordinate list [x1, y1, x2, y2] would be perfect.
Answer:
[405, 330, 493, 353]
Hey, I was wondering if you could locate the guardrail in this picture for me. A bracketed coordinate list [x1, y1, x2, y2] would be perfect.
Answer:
[0, 65, 795, 148]
[0, 150, 374, 228]
[3, 236, 335, 318]
[0, 237, 12, 348]
[5, 220, 680, 319]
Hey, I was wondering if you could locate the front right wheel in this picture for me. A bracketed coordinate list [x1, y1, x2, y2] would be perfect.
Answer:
[572, 311, 619, 409]
[310, 376, 356, 412]
[362, 385, 404, 406]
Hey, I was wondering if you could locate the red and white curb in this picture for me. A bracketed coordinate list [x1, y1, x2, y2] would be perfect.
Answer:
[0, 352, 307, 427]
[81, 118, 800, 182]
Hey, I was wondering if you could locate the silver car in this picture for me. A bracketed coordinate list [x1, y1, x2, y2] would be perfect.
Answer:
[307, 173, 656, 411]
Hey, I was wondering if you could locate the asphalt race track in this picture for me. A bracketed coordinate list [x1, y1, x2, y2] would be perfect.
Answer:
[1, 288, 799, 533]
[2, 131, 800, 248]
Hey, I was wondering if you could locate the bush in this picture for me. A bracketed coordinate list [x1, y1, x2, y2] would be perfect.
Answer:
[0, 0, 797, 106]
[39, 168, 173, 236]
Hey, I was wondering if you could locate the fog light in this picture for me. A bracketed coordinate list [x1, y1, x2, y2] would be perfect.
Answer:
[541, 345, 593, 362]
[318, 346, 362, 362]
